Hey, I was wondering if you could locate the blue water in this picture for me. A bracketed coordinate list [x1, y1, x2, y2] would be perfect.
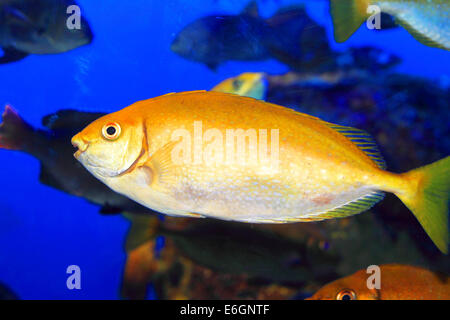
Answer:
[0, 0, 448, 299]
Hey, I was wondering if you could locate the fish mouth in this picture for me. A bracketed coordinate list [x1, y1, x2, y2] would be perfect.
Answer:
[74, 149, 85, 159]
[71, 137, 89, 159]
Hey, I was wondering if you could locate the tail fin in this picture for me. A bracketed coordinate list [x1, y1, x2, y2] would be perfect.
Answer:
[396, 157, 450, 254]
[0, 105, 32, 150]
[329, 0, 370, 42]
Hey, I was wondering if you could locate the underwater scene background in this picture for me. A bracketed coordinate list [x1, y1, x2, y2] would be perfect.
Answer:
[0, 0, 449, 299]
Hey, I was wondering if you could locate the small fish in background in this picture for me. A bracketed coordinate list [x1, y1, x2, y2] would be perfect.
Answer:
[264, 45, 401, 89]
[171, 1, 333, 71]
[307, 264, 450, 300]
[72, 91, 449, 254]
[0, 106, 153, 215]
[0, 0, 93, 64]
[329, 0, 450, 50]
[211, 72, 268, 99]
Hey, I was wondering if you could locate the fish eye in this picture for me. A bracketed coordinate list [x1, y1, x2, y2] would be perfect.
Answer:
[336, 289, 357, 300]
[102, 122, 121, 140]
[232, 79, 244, 90]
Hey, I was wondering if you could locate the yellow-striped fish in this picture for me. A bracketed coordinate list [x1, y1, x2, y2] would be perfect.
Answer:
[211, 72, 267, 100]
[71, 91, 449, 253]
[329, 0, 450, 50]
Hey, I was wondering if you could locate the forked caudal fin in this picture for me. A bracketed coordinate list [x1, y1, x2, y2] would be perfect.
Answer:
[0, 105, 32, 151]
[396, 157, 450, 254]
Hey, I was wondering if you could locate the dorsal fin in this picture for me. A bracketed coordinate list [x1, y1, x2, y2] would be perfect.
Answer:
[325, 122, 387, 170]
[241, 1, 259, 17]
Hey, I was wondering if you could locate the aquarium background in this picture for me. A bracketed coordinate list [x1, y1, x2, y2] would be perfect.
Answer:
[0, 0, 449, 299]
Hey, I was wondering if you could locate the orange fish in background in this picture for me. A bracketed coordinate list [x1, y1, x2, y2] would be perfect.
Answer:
[307, 264, 450, 300]
[72, 91, 449, 253]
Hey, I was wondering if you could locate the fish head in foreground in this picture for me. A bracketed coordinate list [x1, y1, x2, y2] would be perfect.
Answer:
[306, 268, 379, 300]
[211, 72, 267, 99]
[1, 0, 93, 54]
[71, 111, 145, 179]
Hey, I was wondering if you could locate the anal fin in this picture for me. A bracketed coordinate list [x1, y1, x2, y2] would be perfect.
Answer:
[248, 191, 385, 223]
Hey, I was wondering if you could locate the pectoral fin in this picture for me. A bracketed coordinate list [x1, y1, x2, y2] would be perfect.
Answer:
[143, 140, 182, 191]
[0, 47, 29, 64]
[137, 142, 206, 220]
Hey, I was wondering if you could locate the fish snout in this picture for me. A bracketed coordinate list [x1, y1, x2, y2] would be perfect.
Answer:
[71, 134, 89, 158]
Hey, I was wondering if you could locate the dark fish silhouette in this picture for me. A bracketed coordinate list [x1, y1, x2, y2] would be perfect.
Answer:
[0, 0, 93, 64]
[162, 220, 339, 284]
[123, 215, 339, 290]
[171, 1, 333, 71]
[0, 106, 155, 215]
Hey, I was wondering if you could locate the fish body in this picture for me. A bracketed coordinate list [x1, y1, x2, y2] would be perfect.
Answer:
[123, 215, 338, 286]
[0, 106, 154, 215]
[171, 4, 269, 70]
[171, 2, 332, 70]
[72, 91, 449, 253]
[160, 219, 338, 283]
[329, 0, 450, 50]
[0, 0, 93, 63]
[308, 264, 450, 300]
[211, 72, 267, 99]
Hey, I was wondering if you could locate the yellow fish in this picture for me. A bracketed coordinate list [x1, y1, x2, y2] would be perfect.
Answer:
[329, 0, 450, 50]
[307, 264, 450, 300]
[211, 72, 267, 100]
[71, 91, 449, 253]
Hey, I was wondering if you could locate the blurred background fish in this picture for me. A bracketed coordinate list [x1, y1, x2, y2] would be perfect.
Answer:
[308, 264, 450, 300]
[0, 0, 93, 64]
[121, 214, 338, 300]
[211, 72, 267, 99]
[171, 1, 333, 71]
[329, 0, 450, 50]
